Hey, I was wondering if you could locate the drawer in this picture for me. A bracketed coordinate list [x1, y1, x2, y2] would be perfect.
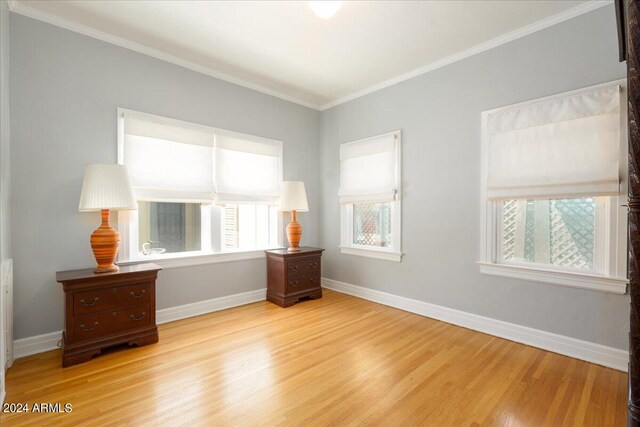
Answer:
[304, 258, 320, 274]
[74, 288, 117, 315]
[115, 283, 151, 307]
[116, 304, 151, 331]
[286, 271, 320, 293]
[73, 311, 116, 343]
[286, 257, 320, 277]
[74, 282, 151, 314]
[286, 259, 307, 277]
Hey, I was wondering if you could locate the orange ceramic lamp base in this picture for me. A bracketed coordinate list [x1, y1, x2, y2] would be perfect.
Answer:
[90, 209, 120, 274]
[286, 210, 302, 252]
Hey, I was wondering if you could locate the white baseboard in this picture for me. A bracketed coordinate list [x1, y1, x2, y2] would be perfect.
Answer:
[12, 288, 267, 360]
[13, 281, 627, 372]
[13, 331, 62, 360]
[322, 277, 628, 372]
[156, 288, 266, 324]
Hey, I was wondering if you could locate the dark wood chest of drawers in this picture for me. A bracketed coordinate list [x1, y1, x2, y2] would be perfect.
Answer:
[265, 247, 324, 307]
[56, 263, 161, 367]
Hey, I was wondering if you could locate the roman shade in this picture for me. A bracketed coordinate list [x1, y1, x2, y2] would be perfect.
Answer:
[339, 132, 399, 204]
[486, 85, 621, 200]
[121, 111, 216, 203]
[214, 130, 282, 205]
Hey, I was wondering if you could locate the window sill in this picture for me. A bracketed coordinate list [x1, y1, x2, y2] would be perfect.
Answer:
[478, 262, 628, 294]
[340, 246, 403, 262]
[118, 249, 271, 269]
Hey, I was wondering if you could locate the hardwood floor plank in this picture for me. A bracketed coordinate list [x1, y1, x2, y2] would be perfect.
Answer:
[1, 290, 627, 426]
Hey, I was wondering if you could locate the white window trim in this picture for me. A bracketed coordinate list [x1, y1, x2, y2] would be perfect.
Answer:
[116, 108, 284, 267]
[118, 249, 268, 270]
[339, 130, 402, 262]
[479, 79, 628, 294]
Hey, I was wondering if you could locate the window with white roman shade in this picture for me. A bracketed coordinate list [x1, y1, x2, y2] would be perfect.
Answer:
[339, 131, 402, 262]
[214, 130, 282, 205]
[479, 81, 628, 294]
[486, 85, 620, 200]
[117, 109, 282, 265]
[339, 132, 399, 204]
[120, 110, 216, 203]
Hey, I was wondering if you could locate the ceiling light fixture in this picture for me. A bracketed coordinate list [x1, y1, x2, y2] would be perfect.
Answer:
[308, 1, 343, 19]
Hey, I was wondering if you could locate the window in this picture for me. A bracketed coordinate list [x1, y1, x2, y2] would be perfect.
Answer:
[479, 81, 627, 294]
[353, 202, 392, 248]
[339, 131, 401, 262]
[138, 202, 202, 254]
[221, 204, 279, 251]
[499, 197, 603, 272]
[117, 109, 282, 266]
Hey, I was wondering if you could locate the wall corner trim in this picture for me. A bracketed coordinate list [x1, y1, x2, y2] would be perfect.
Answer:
[322, 277, 628, 371]
[12, 288, 267, 360]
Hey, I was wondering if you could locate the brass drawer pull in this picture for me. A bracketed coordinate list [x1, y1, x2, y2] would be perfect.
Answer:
[289, 280, 299, 287]
[130, 312, 146, 321]
[80, 297, 99, 307]
[80, 322, 99, 332]
[289, 265, 299, 272]
[130, 290, 146, 298]
[310, 277, 318, 283]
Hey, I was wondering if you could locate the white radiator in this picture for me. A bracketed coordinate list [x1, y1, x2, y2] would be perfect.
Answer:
[0, 258, 12, 404]
[1, 259, 13, 370]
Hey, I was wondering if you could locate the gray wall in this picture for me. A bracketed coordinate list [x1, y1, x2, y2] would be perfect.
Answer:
[319, 5, 629, 350]
[1, 1, 9, 264]
[9, 14, 320, 339]
[8, 5, 631, 350]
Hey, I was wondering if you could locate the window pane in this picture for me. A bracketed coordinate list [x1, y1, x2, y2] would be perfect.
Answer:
[353, 202, 392, 248]
[138, 201, 201, 254]
[501, 198, 595, 270]
[222, 204, 277, 250]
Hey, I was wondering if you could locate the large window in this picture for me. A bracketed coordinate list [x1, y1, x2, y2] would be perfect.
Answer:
[117, 109, 282, 264]
[479, 81, 627, 294]
[339, 131, 401, 262]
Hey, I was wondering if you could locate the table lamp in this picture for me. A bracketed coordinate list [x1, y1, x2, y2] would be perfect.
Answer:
[78, 164, 137, 273]
[279, 181, 309, 252]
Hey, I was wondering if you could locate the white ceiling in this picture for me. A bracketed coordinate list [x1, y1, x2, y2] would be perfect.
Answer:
[9, 0, 607, 110]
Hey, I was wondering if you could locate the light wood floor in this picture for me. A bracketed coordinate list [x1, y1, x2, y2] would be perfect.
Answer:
[1, 290, 627, 426]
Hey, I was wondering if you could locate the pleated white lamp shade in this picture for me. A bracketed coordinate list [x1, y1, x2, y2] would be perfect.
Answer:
[279, 181, 309, 212]
[78, 164, 138, 212]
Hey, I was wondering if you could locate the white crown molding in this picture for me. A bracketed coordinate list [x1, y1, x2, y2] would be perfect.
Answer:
[9, 0, 612, 112]
[6, 0, 322, 110]
[322, 277, 628, 371]
[319, 0, 613, 110]
[12, 288, 267, 360]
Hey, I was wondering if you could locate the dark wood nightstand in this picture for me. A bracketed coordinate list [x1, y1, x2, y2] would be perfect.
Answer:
[265, 247, 324, 307]
[56, 263, 161, 367]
